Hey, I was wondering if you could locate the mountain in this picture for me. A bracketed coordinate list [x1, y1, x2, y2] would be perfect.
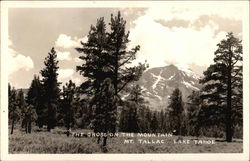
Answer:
[138, 64, 201, 111]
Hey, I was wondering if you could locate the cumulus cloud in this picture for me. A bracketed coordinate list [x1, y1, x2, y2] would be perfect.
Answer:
[55, 34, 79, 48]
[8, 39, 34, 75]
[128, 6, 241, 69]
[55, 34, 87, 49]
[57, 51, 72, 61]
[58, 68, 83, 87]
[58, 69, 74, 80]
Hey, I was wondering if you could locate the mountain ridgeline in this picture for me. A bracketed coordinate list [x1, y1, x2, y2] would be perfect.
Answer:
[18, 64, 201, 111]
[138, 64, 201, 110]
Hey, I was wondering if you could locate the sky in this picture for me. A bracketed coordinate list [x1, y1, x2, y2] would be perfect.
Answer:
[8, 3, 244, 89]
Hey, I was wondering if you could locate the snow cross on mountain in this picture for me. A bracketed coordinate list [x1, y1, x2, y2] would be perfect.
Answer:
[138, 64, 201, 110]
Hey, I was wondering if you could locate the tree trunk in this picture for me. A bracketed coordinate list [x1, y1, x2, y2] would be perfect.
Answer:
[226, 81, 233, 141]
[28, 120, 32, 133]
[25, 121, 28, 133]
[47, 125, 51, 132]
[97, 136, 101, 144]
[11, 118, 15, 134]
[226, 54, 233, 142]
[66, 123, 70, 137]
[103, 136, 107, 146]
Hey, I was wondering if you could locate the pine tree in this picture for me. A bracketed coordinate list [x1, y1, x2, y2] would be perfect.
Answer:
[107, 11, 147, 97]
[186, 91, 202, 136]
[200, 32, 242, 142]
[8, 84, 20, 134]
[122, 85, 147, 132]
[76, 17, 110, 96]
[158, 109, 166, 133]
[22, 104, 37, 133]
[16, 89, 28, 129]
[144, 107, 152, 133]
[76, 17, 112, 132]
[167, 88, 184, 135]
[26, 75, 45, 128]
[40, 47, 60, 131]
[76, 12, 148, 146]
[91, 78, 118, 146]
[150, 112, 159, 133]
[60, 80, 77, 136]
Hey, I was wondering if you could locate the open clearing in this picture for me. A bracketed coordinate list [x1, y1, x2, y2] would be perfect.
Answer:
[9, 128, 243, 153]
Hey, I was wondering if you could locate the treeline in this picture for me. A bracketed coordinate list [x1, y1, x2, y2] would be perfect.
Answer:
[8, 12, 242, 145]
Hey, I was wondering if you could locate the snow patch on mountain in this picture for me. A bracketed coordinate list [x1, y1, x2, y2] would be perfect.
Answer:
[138, 64, 201, 111]
[168, 74, 175, 80]
[151, 70, 164, 89]
[176, 64, 200, 79]
[182, 80, 199, 90]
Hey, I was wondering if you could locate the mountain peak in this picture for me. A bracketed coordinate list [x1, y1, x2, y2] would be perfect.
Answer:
[138, 64, 201, 110]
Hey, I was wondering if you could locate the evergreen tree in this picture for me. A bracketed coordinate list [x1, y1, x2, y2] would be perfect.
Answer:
[26, 75, 45, 128]
[22, 104, 37, 133]
[107, 12, 147, 97]
[76, 17, 110, 96]
[17, 89, 26, 127]
[167, 88, 184, 135]
[144, 107, 152, 133]
[8, 84, 20, 134]
[119, 85, 148, 133]
[16, 89, 29, 130]
[91, 78, 118, 146]
[121, 85, 146, 132]
[186, 91, 202, 136]
[60, 80, 78, 136]
[158, 109, 166, 133]
[76, 17, 112, 131]
[150, 112, 159, 133]
[40, 47, 60, 131]
[76, 12, 148, 146]
[200, 32, 242, 142]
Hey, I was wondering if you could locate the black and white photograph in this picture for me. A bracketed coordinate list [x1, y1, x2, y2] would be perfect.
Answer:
[1, 1, 249, 160]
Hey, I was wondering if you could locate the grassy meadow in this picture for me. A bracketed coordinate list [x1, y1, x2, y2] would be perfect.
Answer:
[9, 127, 243, 153]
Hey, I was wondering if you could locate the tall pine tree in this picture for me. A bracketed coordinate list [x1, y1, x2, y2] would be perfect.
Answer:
[26, 75, 45, 128]
[200, 32, 242, 142]
[22, 104, 37, 133]
[40, 47, 60, 132]
[119, 85, 146, 132]
[8, 84, 20, 134]
[167, 88, 184, 135]
[91, 78, 118, 146]
[76, 12, 148, 146]
[186, 90, 202, 136]
[60, 80, 77, 136]
[107, 11, 147, 98]
[76, 17, 110, 96]
[17, 89, 26, 128]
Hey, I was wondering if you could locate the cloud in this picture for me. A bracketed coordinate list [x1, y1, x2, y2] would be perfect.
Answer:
[58, 68, 83, 87]
[58, 68, 74, 80]
[55, 34, 79, 48]
[71, 77, 82, 86]
[79, 36, 88, 44]
[74, 57, 82, 63]
[128, 6, 241, 69]
[8, 39, 34, 75]
[57, 51, 72, 61]
[55, 34, 87, 49]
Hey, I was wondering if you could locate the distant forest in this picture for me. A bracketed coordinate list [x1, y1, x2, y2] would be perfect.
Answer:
[8, 12, 242, 147]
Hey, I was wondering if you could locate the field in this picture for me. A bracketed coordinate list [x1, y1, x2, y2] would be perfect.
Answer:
[9, 128, 243, 153]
